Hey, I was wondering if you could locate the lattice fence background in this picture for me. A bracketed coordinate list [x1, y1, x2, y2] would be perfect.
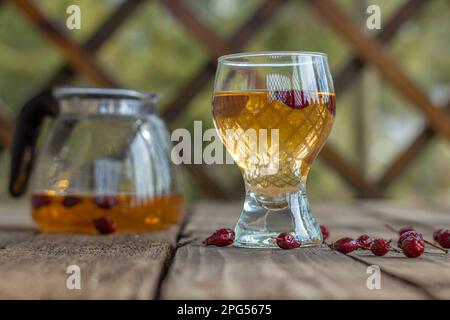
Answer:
[0, 0, 449, 203]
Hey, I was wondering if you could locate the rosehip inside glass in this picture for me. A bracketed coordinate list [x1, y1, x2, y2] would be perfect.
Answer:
[212, 52, 335, 248]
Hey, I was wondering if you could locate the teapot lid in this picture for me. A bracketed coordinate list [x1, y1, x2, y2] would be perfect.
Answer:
[53, 87, 158, 102]
[53, 87, 159, 116]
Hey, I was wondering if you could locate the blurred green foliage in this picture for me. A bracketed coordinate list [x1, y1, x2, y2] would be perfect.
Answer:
[0, 0, 449, 205]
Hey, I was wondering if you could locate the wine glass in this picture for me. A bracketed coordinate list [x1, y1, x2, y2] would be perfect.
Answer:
[212, 52, 335, 248]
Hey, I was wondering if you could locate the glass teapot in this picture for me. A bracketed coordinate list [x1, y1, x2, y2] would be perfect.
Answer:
[9, 87, 182, 233]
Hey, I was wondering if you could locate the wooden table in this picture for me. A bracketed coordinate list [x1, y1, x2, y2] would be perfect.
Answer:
[0, 201, 448, 299]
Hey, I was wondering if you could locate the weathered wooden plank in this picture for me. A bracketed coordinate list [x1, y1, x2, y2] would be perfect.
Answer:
[324, 202, 450, 299]
[0, 204, 181, 299]
[0, 229, 35, 249]
[360, 201, 450, 227]
[161, 202, 428, 299]
[163, 243, 426, 299]
[0, 231, 177, 299]
[2, 201, 447, 299]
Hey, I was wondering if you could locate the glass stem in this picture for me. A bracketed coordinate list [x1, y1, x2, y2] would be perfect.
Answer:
[233, 183, 323, 248]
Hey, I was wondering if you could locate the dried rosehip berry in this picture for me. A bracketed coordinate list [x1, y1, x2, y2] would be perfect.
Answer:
[436, 229, 450, 248]
[204, 228, 235, 247]
[398, 226, 415, 235]
[397, 230, 422, 247]
[94, 195, 116, 209]
[332, 237, 358, 253]
[93, 216, 117, 234]
[371, 239, 391, 256]
[401, 235, 425, 258]
[274, 90, 310, 109]
[320, 225, 329, 241]
[433, 228, 445, 242]
[62, 195, 83, 208]
[356, 234, 372, 250]
[275, 232, 301, 249]
[31, 194, 52, 210]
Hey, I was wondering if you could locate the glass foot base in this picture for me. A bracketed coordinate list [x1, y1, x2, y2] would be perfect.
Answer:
[234, 190, 322, 248]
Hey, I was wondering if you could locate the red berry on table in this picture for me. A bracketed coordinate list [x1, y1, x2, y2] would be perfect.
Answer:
[401, 235, 425, 258]
[204, 228, 235, 247]
[397, 230, 422, 247]
[433, 229, 445, 242]
[371, 239, 391, 256]
[62, 195, 83, 208]
[332, 237, 358, 253]
[356, 235, 372, 250]
[436, 230, 450, 248]
[320, 225, 329, 241]
[386, 224, 447, 254]
[275, 232, 301, 249]
[94, 195, 116, 209]
[31, 194, 52, 210]
[93, 216, 117, 234]
[398, 226, 415, 235]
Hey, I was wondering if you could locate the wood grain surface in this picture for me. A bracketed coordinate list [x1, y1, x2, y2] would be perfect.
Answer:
[0, 201, 448, 299]
[160, 201, 449, 299]
[0, 204, 181, 299]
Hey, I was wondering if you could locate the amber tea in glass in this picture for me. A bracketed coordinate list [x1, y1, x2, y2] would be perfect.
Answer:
[212, 52, 335, 248]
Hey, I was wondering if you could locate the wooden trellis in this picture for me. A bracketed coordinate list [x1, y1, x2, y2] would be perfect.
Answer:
[0, 115, 12, 151]
[2, 0, 450, 198]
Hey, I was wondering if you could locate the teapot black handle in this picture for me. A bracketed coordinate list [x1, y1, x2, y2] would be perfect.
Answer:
[9, 89, 58, 197]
